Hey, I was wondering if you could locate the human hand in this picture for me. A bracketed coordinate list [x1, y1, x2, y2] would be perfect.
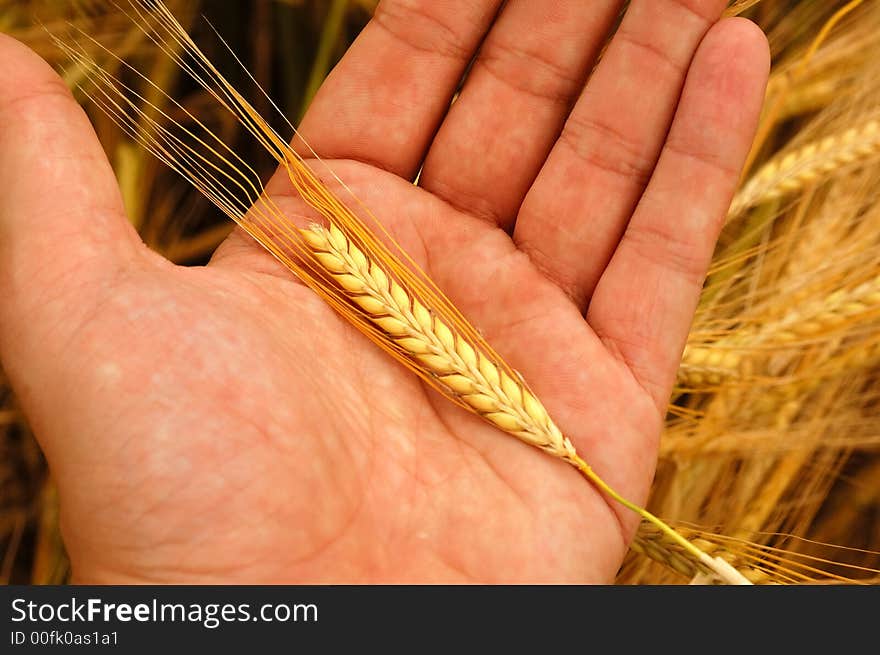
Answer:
[0, 1, 768, 583]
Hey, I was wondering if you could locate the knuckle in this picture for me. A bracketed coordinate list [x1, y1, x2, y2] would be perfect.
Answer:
[560, 113, 655, 187]
[373, 0, 474, 61]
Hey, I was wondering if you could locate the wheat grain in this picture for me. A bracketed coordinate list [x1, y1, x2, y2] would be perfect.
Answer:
[677, 344, 744, 387]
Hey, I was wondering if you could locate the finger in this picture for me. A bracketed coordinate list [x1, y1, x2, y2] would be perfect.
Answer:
[294, 0, 503, 180]
[417, 0, 623, 228]
[513, 0, 728, 309]
[215, 0, 502, 271]
[587, 18, 770, 409]
[0, 35, 141, 360]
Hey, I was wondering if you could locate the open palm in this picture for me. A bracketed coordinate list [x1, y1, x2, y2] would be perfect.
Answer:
[0, 1, 768, 583]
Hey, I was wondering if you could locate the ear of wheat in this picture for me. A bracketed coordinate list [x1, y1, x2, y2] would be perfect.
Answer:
[633, 522, 879, 585]
[52, 0, 750, 584]
[729, 118, 880, 220]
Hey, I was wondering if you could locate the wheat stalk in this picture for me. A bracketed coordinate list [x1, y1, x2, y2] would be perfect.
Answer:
[729, 118, 880, 219]
[724, 0, 765, 17]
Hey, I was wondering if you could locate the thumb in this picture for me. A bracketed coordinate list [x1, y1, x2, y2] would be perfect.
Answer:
[0, 34, 143, 369]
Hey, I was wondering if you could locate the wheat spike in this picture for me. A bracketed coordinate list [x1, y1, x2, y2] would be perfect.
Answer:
[631, 526, 775, 584]
[771, 273, 880, 342]
[300, 223, 577, 459]
[729, 118, 880, 219]
[633, 521, 880, 585]
[678, 344, 744, 387]
[679, 274, 880, 386]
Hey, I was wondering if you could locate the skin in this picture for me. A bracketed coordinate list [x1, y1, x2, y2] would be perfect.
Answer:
[0, 0, 769, 583]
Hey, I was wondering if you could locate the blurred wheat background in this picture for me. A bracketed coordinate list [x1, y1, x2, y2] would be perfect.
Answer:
[1, 0, 878, 584]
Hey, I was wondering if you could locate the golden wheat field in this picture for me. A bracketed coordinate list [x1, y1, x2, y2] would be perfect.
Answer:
[1, 0, 879, 585]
